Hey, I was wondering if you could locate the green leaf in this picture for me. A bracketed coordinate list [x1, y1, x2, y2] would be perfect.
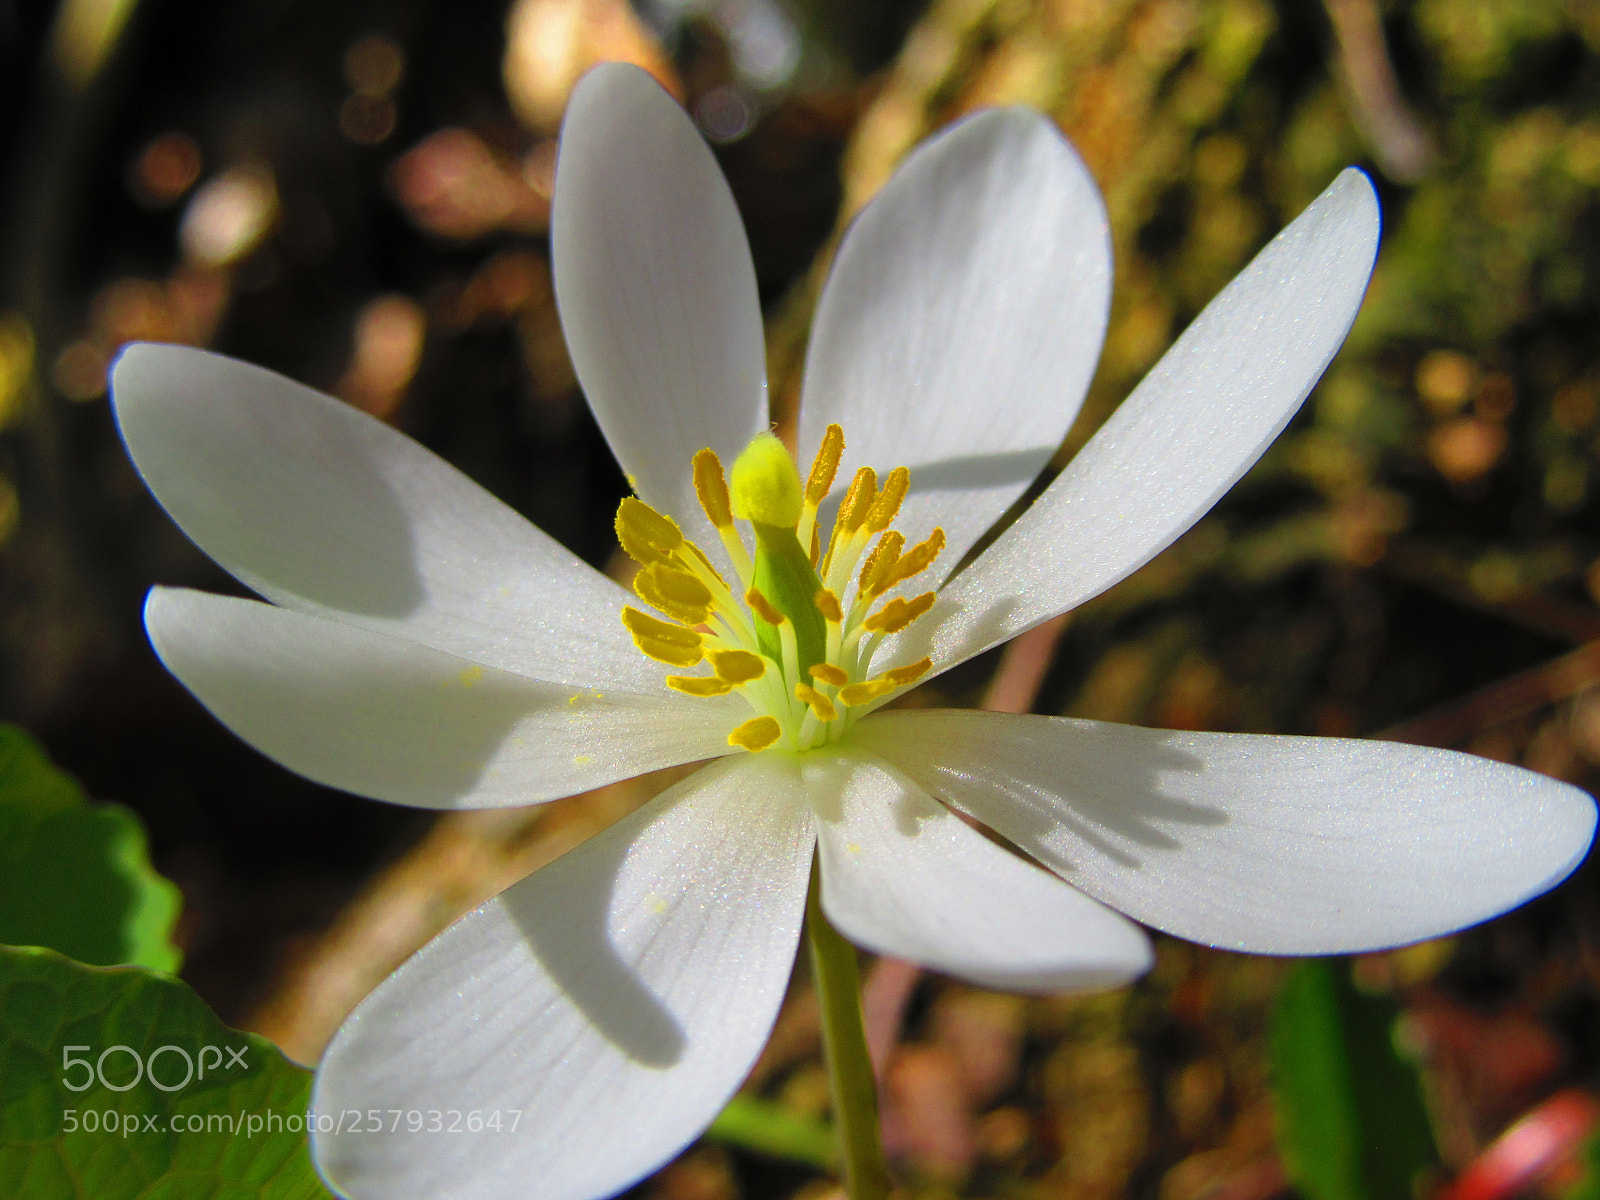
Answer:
[1270, 959, 1438, 1200]
[706, 1093, 836, 1170]
[0, 945, 332, 1199]
[0, 724, 181, 972]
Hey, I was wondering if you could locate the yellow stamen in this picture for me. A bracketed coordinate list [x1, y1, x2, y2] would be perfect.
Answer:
[622, 606, 703, 667]
[866, 467, 909, 532]
[836, 657, 933, 707]
[805, 424, 844, 505]
[693, 448, 733, 529]
[677, 541, 727, 589]
[882, 657, 932, 686]
[872, 528, 946, 595]
[858, 531, 904, 596]
[634, 564, 712, 624]
[862, 591, 936, 634]
[709, 649, 766, 684]
[615, 497, 683, 565]
[729, 715, 783, 751]
[814, 588, 842, 623]
[746, 587, 785, 627]
[837, 679, 894, 707]
[838, 467, 877, 533]
[795, 683, 838, 722]
[668, 675, 735, 697]
[809, 662, 848, 687]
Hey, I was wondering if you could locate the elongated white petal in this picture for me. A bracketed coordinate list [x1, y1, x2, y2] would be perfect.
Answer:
[801, 109, 1111, 571]
[891, 169, 1380, 676]
[805, 750, 1151, 991]
[147, 588, 737, 809]
[552, 62, 766, 541]
[854, 711, 1597, 954]
[111, 343, 662, 693]
[313, 754, 815, 1200]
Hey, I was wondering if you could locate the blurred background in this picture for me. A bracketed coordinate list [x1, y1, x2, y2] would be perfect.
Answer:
[5, 0, 1600, 1198]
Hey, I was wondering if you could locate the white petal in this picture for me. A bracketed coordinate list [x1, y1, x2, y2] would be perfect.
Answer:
[854, 711, 1597, 954]
[800, 108, 1111, 571]
[147, 588, 738, 809]
[805, 750, 1151, 992]
[110, 342, 662, 693]
[552, 62, 766, 541]
[892, 169, 1381, 675]
[313, 754, 815, 1200]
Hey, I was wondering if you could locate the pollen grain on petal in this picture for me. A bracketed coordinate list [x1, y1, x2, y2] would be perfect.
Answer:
[729, 715, 783, 752]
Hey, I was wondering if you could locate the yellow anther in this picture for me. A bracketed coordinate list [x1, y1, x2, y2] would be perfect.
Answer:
[667, 675, 735, 697]
[837, 657, 932, 707]
[862, 591, 936, 634]
[805, 424, 844, 505]
[693, 448, 733, 529]
[622, 606, 703, 667]
[859, 531, 904, 596]
[634, 565, 712, 624]
[809, 663, 848, 687]
[709, 649, 766, 684]
[837, 679, 895, 707]
[838, 467, 877, 533]
[866, 467, 909, 532]
[814, 588, 842, 624]
[616, 497, 684, 565]
[882, 657, 932, 687]
[729, 715, 783, 752]
[874, 528, 946, 594]
[729, 433, 803, 527]
[746, 587, 786, 627]
[795, 683, 838, 722]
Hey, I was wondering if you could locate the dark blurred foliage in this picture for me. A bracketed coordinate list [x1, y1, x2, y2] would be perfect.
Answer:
[6, 2, 1600, 1200]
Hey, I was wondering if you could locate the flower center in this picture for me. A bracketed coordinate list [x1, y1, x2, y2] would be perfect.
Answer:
[616, 424, 938, 753]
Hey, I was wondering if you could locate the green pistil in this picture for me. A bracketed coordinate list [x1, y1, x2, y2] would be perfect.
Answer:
[750, 521, 827, 677]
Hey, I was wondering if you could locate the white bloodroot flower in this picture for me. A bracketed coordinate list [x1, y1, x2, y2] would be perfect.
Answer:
[112, 63, 1593, 1200]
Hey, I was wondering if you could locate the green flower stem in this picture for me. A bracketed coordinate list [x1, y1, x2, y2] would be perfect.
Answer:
[805, 859, 893, 1200]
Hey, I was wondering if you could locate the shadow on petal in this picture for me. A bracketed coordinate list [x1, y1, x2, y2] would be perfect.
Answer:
[503, 816, 687, 1068]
